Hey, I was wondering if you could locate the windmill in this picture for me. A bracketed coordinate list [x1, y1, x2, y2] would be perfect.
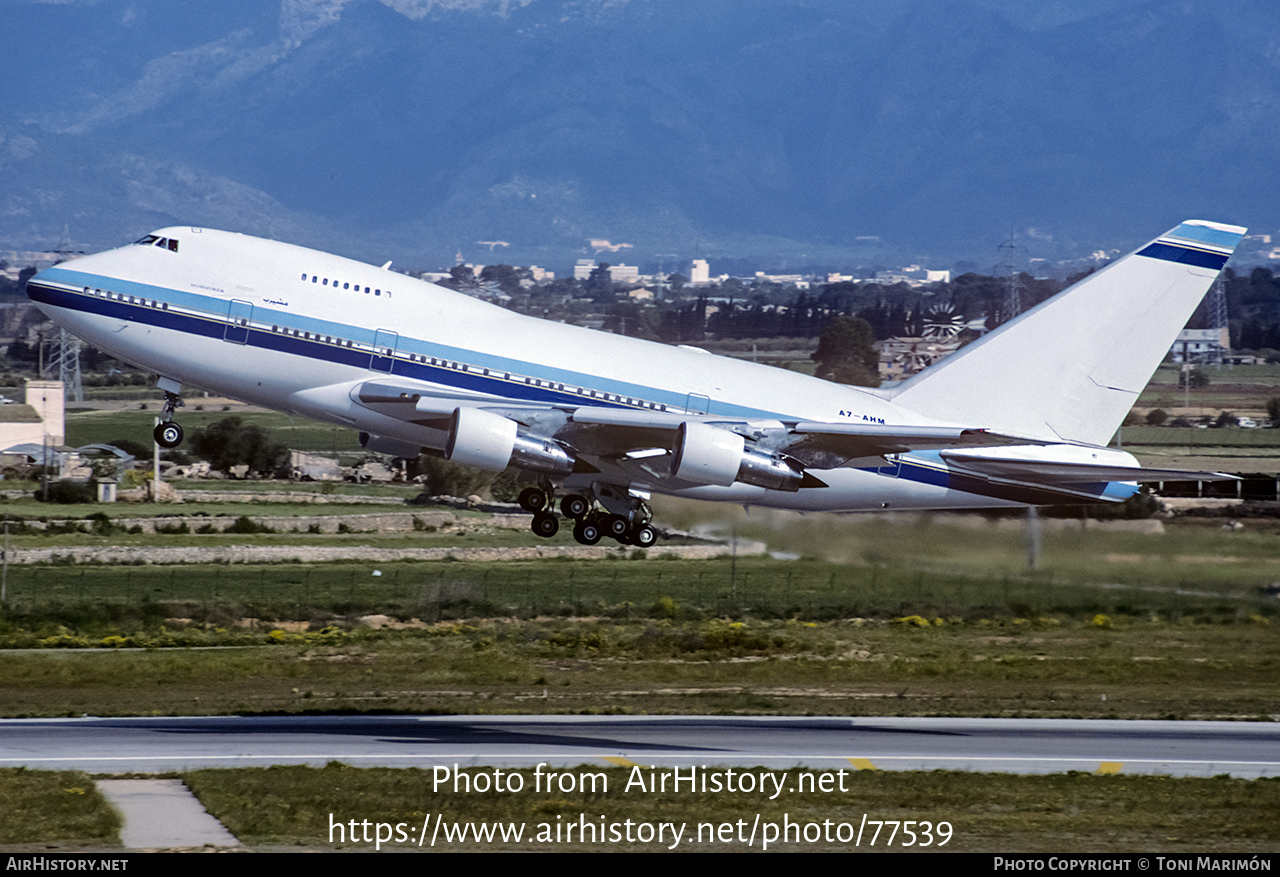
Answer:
[922, 303, 965, 340]
[892, 344, 934, 375]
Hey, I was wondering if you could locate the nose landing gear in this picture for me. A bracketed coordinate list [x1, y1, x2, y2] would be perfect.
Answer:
[153, 384, 185, 449]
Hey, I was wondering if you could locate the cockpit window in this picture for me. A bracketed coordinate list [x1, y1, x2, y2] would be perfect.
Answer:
[133, 234, 178, 252]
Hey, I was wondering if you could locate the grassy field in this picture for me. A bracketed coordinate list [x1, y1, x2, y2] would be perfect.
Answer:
[4, 764, 1275, 852]
[0, 504, 1275, 719]
[65, 406, 366, 455]
[0, 769, 119, 848]
[0, 613, 1274, 720]
[1138, 364, 1280, 418]
[179, 764, 1280, 852]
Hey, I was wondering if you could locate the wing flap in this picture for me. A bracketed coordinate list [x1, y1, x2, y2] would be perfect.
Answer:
[787, 423, 1047, 459]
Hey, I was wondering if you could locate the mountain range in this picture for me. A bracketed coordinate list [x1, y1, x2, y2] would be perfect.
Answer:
[3, 0, 1279, 273]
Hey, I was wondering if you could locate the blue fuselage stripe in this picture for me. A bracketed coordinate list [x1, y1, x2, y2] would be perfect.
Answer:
[29, 278, 802, 418]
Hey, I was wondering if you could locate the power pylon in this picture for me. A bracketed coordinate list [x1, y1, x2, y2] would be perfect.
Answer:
[47, 328, 83, 402]
[1208, 274, 1229, 369]
[994, 232, 1024, 324]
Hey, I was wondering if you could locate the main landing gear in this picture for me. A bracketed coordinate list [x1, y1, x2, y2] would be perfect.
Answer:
[152, 386, 185, 449]
[518, 486, 657, 548]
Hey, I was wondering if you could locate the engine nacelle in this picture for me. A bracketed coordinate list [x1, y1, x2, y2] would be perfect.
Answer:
[359, 432, 423, 459]
[671, 422, 744, 486]
[445, 407, 574, 476]
[672, 422, 805, 491]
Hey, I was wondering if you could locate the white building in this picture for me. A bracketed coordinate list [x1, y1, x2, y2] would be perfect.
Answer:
[1170, 328, 1229, 363]
[0, 380, 66, 453]
[690, 259, 710, 285]
[874, 266, 951, 287]
[608, 264, 640, 284]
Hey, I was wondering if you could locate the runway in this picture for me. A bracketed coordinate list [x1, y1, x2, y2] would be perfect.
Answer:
[2, 715, 1278, 777]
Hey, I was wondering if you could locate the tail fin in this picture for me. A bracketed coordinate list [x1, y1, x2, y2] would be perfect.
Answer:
[890, 220, 1246, 446]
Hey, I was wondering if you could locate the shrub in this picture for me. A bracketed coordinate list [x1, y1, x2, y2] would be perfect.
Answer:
[223, 516, 275, 534]
[189, 416, 288, 474]
[35, 481, 95, 504]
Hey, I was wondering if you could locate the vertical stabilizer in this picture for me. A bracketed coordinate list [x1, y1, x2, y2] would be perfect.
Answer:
[890, 220, 1247, 446]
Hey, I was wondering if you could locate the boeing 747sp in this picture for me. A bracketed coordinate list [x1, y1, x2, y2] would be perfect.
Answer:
[26, 220, 1245, 545]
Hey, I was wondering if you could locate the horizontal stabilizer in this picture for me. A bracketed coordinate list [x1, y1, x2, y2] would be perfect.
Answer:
[940, 452, 1237, 484]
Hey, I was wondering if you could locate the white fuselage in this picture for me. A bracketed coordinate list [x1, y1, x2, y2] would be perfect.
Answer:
[28, 227, 1142, 513]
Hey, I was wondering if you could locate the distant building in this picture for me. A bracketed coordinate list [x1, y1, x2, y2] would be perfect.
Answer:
[690, 259, 710, 285]
[608, 264, 640, 284]
[0, 379, 66, 455]
[753, 271, 806, 285]
[573, 259, 596, 281]
[1170, 328, 1229, 364]
[874, 266, 950, 287]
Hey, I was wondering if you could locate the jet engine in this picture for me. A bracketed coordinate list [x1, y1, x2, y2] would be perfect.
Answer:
[671, 422, 806, 491]
[445, 407, 574, 476]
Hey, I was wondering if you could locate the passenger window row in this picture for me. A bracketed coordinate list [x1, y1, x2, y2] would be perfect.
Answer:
[75, 282, 666, 412]
[81, 287, 169, 310]
[300, 273, 390, 298]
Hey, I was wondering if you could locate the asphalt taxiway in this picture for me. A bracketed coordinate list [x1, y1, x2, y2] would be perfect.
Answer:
[1, 715, 1278, 777]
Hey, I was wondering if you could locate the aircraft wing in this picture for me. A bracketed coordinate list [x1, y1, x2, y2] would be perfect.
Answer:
[349, 378, 1232, 496]
[353, 379, 1054, 466]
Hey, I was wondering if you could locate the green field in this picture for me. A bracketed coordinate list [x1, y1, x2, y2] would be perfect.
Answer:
[4, 765, 1276, 852]
[0, 769, 119, 848]
[65, 407, 365, 455]
[179, 765, 1280, 852]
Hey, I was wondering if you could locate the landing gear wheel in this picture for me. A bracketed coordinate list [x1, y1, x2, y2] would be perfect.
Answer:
[630, 525, 657, 548]
[531, 512, 559, 538]
[604, 514, 630, 540]
[573, 519, 602, 545]
[560, 494, 590, 520]
[154, 421, 184, 449]
[519, 487, 548, 513]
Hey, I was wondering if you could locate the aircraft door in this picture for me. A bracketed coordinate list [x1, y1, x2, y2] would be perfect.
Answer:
[878, 454, 903, 478]
[685, 393, 711, 415]
[371, 328, 398, 372]
[224, 299, 253, 344]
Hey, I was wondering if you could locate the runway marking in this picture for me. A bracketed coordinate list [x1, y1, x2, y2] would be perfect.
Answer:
[600, 757, 637, 767]
[1096, 761, 1124, 774]
[848, 757, 878, 770]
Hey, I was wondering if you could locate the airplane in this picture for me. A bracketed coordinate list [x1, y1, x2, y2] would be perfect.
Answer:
[25, 219, 1245, 547]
